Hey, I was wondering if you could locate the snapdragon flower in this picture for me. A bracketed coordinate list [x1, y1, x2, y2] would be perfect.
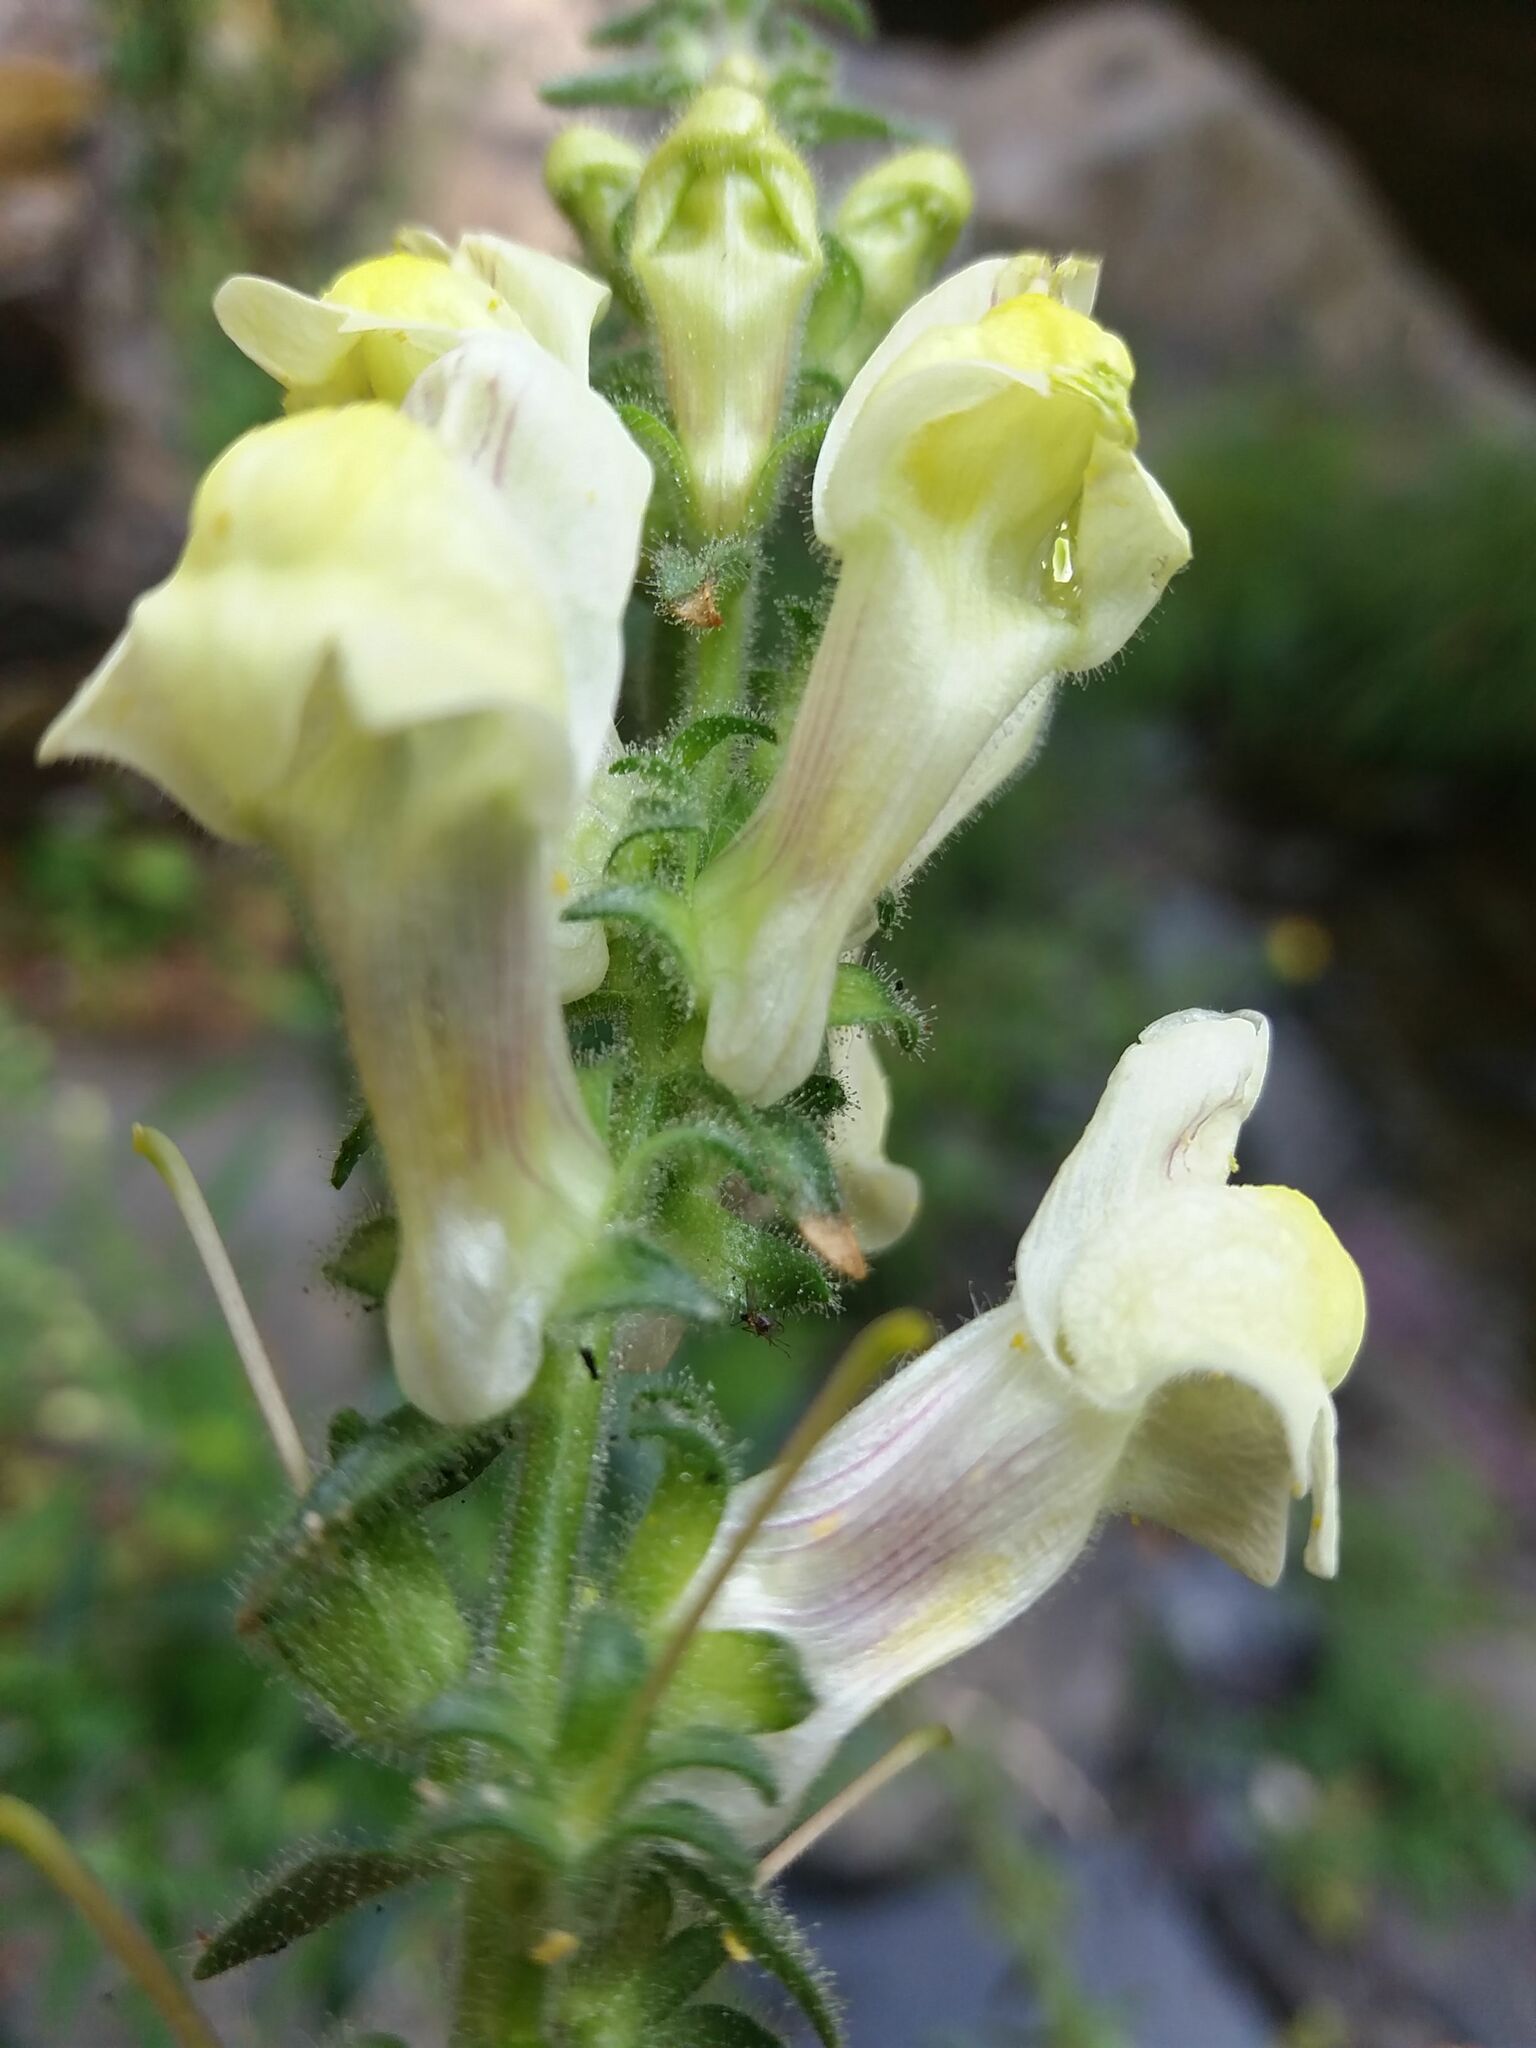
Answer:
[700, 1010, 1364, 1822]
[214, 225, 610, 407]
[40, 334, 651, 1425]
[694, 254, 1191, 1105]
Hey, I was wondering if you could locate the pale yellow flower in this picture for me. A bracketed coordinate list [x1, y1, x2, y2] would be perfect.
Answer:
[700, 1011, 1364, 1823]
[695, 254, 1190, 1104]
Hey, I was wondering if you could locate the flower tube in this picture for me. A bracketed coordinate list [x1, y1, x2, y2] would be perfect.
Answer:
[694, 254, 1191, 1104]
[40, 341, 651, 1424]
[697, 1010, 1365, 1824]
[214, 225, 611, 407]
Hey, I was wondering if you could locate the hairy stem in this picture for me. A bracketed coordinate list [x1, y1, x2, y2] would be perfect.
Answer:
[453, 1346, 604, 2046]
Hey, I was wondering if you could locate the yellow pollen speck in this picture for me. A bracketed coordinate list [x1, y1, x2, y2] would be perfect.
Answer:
[722, 1930, 752, 1964]
[809, 1512, 843, 1541]
[1129, 1514, 1142, 1527]
[529, 1929, 580, 1967]
[1009, 1331, 1028, 1351]
[552, 869, 571, 896]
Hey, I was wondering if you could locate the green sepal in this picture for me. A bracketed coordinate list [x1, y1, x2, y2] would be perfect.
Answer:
[652, 539, 756, 622]
[603, 1799, 756, 1881]
[828, 960, 924, 1051]
[330, 1109, 374, 1190]
[642, 1924, 729, 2016]
[667, 713, 778, 774]
[745, 407, 836, 531]
[243, 1511, 473, 1743]
[803, 229, 864, 374]
[542, 62, 694, 110]
[669, 2009, 784, 2048]
[605, 805, 708, 876]
[323, 1212, 398, 1302]
[656, 1853, 842, 2048]
[663, 1629, 817, 1736]
[617, 1120, 769, 1210]
[559, 1609, 649, 1763]
[625, 1727, 780, 1808]
[563, 880, 698, 985]
[289, 1404, 513, 1528]
[558, 1229, 724, 1326]
[238, 1408, 507, 1740]
[615, 1384, 734, 1624]
[780, 1072, 847, 1121]
[616, 403, 699, 534]
[192, 1846, 434, 1980]
[752, 1105, 841, 1217]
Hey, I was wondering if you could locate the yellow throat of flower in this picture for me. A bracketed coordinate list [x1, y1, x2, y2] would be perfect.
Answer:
[307, 252, 516, 407]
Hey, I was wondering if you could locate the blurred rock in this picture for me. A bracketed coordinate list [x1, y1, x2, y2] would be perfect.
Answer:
[404, 0, 604, 245]
[851, 1, 1535, 428]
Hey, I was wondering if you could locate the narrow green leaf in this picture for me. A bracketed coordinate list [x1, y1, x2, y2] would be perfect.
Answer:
[643, 1924, 730, 2017]
[664, 1630, 817, 1737]
[667, 712, 778, 773]
[617, 1386, 735, 1625]
[745, 408, 835, 529]
[408, 1786, 567, 1868]
[193, 1847, 430, 1979]
[416, 1684, 540, 1771]
[590, 0, 701, 46]
[323, 1212, 398, 1302]
[789, 102, 916, 147]
[670, 2009, 784, 2048]
[542, 62, 693, 109]
[558, 1229, 724, 1326]
[828, 961, 924, 1051]
[563, 880, 698, 983]
[657, 1853, 842, 2048]
[606, 809, 708, 873]
[618, 402, 699, 534]
[559, 1610, 649, 1762]
[619, 1121, 768, 1204]
[605, 1799, 755, 1879]
[625, 1727, 780, 1807]
[330, 1109, 374, 1189]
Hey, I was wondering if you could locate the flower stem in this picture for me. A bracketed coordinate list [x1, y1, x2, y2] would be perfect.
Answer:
[689, 564, 756, 720]
[453, 1345, 604, 2047]
[0, 1796, 223, 2048]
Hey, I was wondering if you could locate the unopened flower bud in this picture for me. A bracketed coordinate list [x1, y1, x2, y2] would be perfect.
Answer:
[631, 85, 822, 531]
[811, 147, 973, 384]
[545, 126, 645, 280]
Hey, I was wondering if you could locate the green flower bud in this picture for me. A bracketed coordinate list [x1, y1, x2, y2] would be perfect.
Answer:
[544, 124, 645, 279]
[631, 85, 823, 532]
[814, 146, 973, 384]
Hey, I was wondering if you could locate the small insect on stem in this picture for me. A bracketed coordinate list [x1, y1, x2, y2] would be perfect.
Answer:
[738, 1303, 786, 1352]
